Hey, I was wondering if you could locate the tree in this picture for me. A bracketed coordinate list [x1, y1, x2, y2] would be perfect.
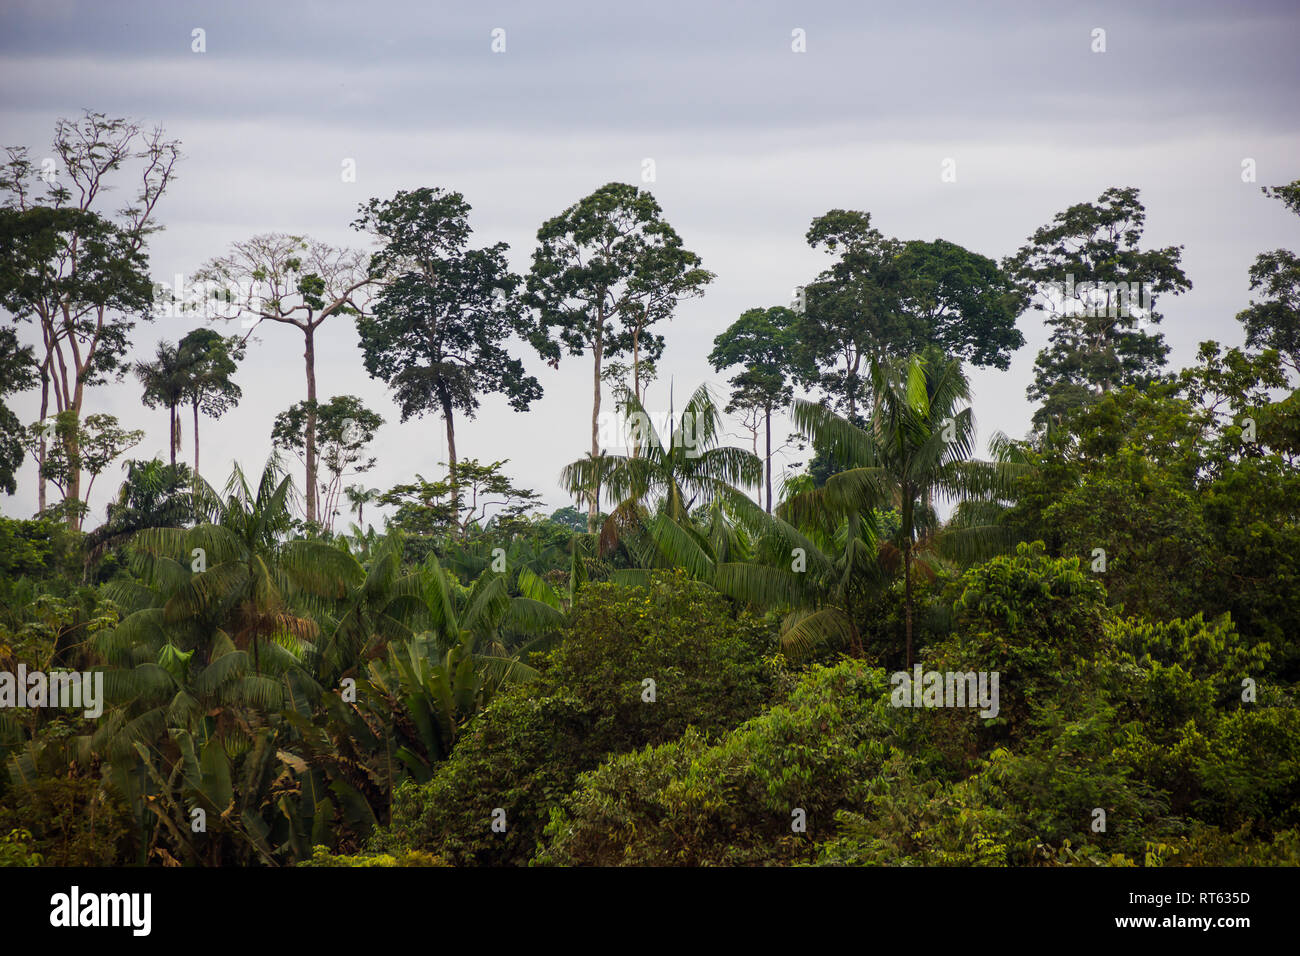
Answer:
[893, 238, 1027, 367]
[527, 183, 714, 531]
[710, 487, 888, 661]
[1, 210, 153, 515]
[381, 458, 544, 542]
[561, 384, 761, 564]
[1002, 344, 1300, 676]
[1005, 186, 1191, 431]
[0, 327, 37, 495]
[354, 188, 546, 510]
[376, 571, 775, 866]
[0, 112, 180, 518]
[344, 484, 381, 529]
[798, 210, 901, 420]
[790, 351, 1023, 667]
[124, 455, 347, 673]
[84, 458, 197, 564]
[95, 456, 377, 864]
[133, 340, 189, 467]
[799, 211, 1026, 419]
[1237, 179, 1300, 377]
[194, 234, 370, 525]
[177, 328, 243, 478]
[271, 395, 384, 534]
[548, 505, 588, 533]
[708, 306, 805, 512]
[25, 412, 144, 525]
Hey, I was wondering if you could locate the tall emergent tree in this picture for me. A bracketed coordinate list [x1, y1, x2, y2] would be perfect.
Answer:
[893, 238, 1027, 366]
[1005, 186, 1191, 431]
[527, 182, 714, 531]
[134, 340, 189, 467]
[194, 234, 371, 524]
[708, 306, 804, 512]
[799, 210, 1026, 420]
[800, 210, 903, 421]
[353, 187, 546, 511]
[0, 111, 180, 521]
[1236, 180, 1300, 377]
[271, 394, 384, 534]
[177, 328, 243, 478]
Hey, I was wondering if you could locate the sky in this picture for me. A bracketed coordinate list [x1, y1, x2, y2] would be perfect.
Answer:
[2, 0, 1298, 527]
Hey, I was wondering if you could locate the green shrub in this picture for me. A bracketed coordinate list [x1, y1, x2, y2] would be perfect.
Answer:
[818, 700, 1172, 866]
[0, 777, 133, 866]
[298, 845, 446, 867]
[1194, 705, 1300, 830]
[373, 571, 779, 864]
[537, 661, 916, 866]
[929, 541, 1111, 740]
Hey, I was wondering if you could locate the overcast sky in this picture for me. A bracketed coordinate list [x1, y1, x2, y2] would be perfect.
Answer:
[2, 0, 1298, 527]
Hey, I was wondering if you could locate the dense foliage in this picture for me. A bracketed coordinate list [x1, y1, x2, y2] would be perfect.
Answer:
[2, 117, 1297, 866]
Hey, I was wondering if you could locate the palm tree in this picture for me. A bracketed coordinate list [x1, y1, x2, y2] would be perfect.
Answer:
[129, 455, 364, 671]
[354, 557, 558, 785]
[177, 329, 243, 479]
[560, 383, 762, 569]
[311, 532, 428, 685]
[86, 456, 361, 861]
[134, 341, 193, 467]
[86, 462, 451, 863]
[284, 542, 555, 828]
[790, 350, 1024, 667]
[83, 457, 197, 570]
[710, 479, 888, 659]
[343, 484, 379, 529]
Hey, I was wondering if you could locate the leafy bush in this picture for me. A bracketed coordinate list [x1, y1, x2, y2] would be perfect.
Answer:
[537, 662, 918, 865]
[928, 541, 1111, 740]
[373, 571, 779, 864]
[298, 845, 445, 867]
[0, 777, 133, 866]
[1195, 705, 1300, 830]
[818, 703, 1172, 866]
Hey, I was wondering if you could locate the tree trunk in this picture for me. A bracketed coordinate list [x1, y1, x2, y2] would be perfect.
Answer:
[588, 323, 604, 533]
[904, 542, 914, 670]
[631, 327, 641, 459]
[764, 401, 773, 513]
[37, 363, 49, 513]
[304, 327, 318, 524]
[441, 393, 459, 533]
[847, 354, 862, 422]
[65, 368, 87, 530]
[632, 326, 640, 406]
[64, 420, 81, 530]
[192, 402, 200, 477]
[168, 403, 177, 468]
